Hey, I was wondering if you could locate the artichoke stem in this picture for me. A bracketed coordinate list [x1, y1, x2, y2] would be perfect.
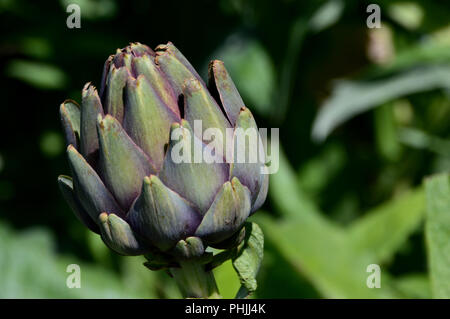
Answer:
[170, 261, 221, 299]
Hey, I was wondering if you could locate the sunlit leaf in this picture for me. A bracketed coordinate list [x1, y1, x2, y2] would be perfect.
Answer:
[425, 174, 450, 298]
[394, 274, 431, 299]
[232, 222, 264, 298]
[309, 0, 344, 32]
[387, 2, 424, 30]
[6, 60, 68, 90]
[346, 188, 425, 264]
[256, 213, 399, 298]
[312, 65, 450, 141]
[259, 148, 424, 298]
[213, 259, 241, 299]
[60, 0, 117, 19]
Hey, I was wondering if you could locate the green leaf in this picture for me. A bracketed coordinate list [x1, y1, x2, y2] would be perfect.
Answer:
[346, 187, 425, 264]
[425, 174, 450, 298]
[253, 234, 320, 298]
[258, 147, 424, 298]
[312, 65, 450, 142]
[232, 222, 264, 298]
[6, 60, 68, 90]
[60, 0, 117, 19]
[256, 214, 397, 298]
[270, 147, 343, 231]
[120, 256, 159, 298]
[308, 0, 344, 32]
[394, 274, 431, 299]
[387, 2, 424, 30]
[213, 259, 241, 299]
[207, 249, 236, 270]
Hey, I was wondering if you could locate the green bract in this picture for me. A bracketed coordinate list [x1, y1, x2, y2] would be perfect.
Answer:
[58, 42, 268, 260]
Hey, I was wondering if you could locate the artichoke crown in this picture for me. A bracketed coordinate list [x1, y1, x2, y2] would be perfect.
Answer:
[58, 42, 268, 257]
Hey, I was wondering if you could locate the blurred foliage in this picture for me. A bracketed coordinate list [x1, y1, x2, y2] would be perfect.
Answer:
[425, 174, 450, 298]
[1, 0, 450, 298]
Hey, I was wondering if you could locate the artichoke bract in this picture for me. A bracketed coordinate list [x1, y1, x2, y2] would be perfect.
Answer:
[58, 42, 268, 259]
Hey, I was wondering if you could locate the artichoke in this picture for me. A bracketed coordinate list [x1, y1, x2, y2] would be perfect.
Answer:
[58, 42, 268, 263]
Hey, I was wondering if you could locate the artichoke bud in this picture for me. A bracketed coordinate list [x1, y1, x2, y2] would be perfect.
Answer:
[80, 83, 103, 164]
[128, 174, 202, 252]
[172, 236, 213, 262]
[58, 42, 268, 261]
[208, 60, 244, 126]
[99, 212, 148, 256]
[58, 175, 99, 234]
[60, 100, 81, 149]
[194, 177, 251, 244]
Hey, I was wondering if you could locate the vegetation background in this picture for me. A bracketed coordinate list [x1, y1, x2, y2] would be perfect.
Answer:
[1, 0, 449, 298]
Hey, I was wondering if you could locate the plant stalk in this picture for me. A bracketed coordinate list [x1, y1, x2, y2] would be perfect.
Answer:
[170, 260, 221, 299]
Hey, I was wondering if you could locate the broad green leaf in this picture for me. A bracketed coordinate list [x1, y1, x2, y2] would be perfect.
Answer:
[270, 147, 343, 231]
[256, 214, 398, 298]
[253, 233, 320, 298]
[258, 150, 351, 296]
[346, 188, 425, 264]
[425, 174, 450, 298]
[312, 65, 450, 142]
[394, 274, 431, 299]
[213, 259, 241, 299]
[232, 222, 264, 298]
[260, 147, 424, 298]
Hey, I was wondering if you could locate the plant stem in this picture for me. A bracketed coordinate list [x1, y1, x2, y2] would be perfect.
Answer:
[170, 260, 221, 298]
